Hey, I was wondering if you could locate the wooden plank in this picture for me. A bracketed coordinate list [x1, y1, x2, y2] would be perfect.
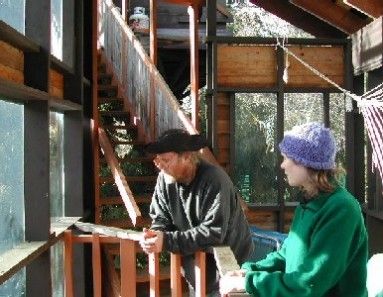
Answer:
[64, 230, 74, 297]
[217, 45, 277, 88]
[149, 253, 160, 297]
[290, 0, 370, 34]
[213, 246, 240, 276]
[120, 239, 137, 297]
[170, 253, 183, 297]
[286, 45, 344, 88]
[0, 239, 57, 285]
[74, 222, 142, 241]
[92, 234, 102, 297]
[343, 0, 383, 19]
[0, 20, 39, 52]
[0, 63, 23, 84]
[194, 251, 206, 297]
[0, 77, 81, 110]
[98, 127, 142, 226]
[49, 69, 64, 99]
[0, 41, 24, 71]
[50, 216, 82, 236]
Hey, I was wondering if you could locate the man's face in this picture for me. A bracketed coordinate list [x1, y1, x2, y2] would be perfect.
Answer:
[153, 152, 185, 183]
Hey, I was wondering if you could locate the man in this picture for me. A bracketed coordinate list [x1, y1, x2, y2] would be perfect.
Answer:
[139, 129, 254, 296]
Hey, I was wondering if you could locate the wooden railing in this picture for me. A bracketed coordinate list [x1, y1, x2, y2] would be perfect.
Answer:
[98, 127, 142, 225]
[66, 222, 211, 297]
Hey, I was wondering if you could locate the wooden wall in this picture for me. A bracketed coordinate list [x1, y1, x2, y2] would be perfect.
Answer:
[0, 40, 24, 84]
[49, 69, 64, 99]
[245, 208, 295, 232]
[217, 44, 344, 88]
[0, 40, 64, 100]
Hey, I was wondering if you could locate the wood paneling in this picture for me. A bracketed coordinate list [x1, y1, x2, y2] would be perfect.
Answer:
[245, 209, 278, 230]
[217, 45, 277, 88]
[285, 45, 344, 88]
[49, 69, 64, 99]
[0, 41, 24, 84]
[343, 0, 383, 19]
[290, 0, 370, 34]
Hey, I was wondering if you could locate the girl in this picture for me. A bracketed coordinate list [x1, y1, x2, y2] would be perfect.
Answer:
[220, 122, 368, 297]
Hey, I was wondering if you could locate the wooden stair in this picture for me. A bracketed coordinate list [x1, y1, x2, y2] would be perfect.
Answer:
[96, 55, 174, 297]
[96, 60, 158, 230]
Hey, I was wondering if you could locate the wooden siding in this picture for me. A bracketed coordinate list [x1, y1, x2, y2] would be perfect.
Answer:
[216, 44, 344, 88]
[245, 208, 295, 232]
[0, 40, 24, 84]
[215, 92, 231, 171]
[49, 69, 64, 99]
[217, 45, 277, 88]
[286, 45, 344, 88]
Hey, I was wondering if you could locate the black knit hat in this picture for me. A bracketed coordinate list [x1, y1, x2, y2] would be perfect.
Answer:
[145, 129, 207, 154]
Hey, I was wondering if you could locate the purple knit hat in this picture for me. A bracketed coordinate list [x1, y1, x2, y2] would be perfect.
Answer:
[278, 122, 337, 170]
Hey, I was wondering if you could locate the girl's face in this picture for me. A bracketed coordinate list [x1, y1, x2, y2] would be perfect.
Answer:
[280, 154, 312, 189]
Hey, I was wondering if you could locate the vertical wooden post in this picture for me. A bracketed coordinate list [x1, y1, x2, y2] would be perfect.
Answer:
[194, 251, 206, 297]
[120, 239, 137, 297]
[93, 0, 101, 223]
[170, 253, 182, 297]
[150, 0, 158, 66]
[92, 234, 102, 297]
[64, 230, 74, 297]
[149, 253, 160, 297]
[188, 4, 200, 131]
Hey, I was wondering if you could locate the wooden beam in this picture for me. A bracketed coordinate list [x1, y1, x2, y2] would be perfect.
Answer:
[189, 4, 200, 130]
[290, 0, 370, 34]
[250, 0, 346, 38]
[150, 0, 158, 66]
[343, 0, 383, 19]
[0, 238, 59, 285]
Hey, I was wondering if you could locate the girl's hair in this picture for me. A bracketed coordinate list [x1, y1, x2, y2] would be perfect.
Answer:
[307, 167, 345, 194]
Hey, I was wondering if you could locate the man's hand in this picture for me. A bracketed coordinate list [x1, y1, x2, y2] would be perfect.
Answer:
[219, 271, 246, 295]
[139, 228, 164, 254]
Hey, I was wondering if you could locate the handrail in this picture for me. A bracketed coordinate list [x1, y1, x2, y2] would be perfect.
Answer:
[99, 0, 217, 163]
[98, 127, 142, 226]
[69, 222, 209, 297]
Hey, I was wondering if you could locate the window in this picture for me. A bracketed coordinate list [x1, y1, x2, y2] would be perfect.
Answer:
[0, 99, 25, 296]
[234, 93, 278, 204]
[0, 0, 25, 34]
[51, 0, 74, 67]
[49, 111, 65, 297]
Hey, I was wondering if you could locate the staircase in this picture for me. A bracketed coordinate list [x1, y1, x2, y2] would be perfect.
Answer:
[96, 61, 157, 229]
[96, 57, 180, 296]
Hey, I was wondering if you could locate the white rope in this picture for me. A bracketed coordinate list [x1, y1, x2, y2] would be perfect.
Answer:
[275, 38, 363, 105]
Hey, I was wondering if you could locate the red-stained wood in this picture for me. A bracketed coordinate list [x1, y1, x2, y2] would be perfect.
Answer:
[189, 4, 200, 131]
[120, 239, 137, 297]
[98, 127, 142, 225]
[92, 234, 102, 297]
[194, 251, 206, 297]
[150, 0, 158, 66]
[170, 253, 183, 297]
[149, 253, 160, 297]
[290, 0, 370, 34]
[343, 0, 383, 18]
[64, 230, 74, 297]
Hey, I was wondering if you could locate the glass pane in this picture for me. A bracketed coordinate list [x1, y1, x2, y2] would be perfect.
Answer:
[49, 111, 64, 297]
[234, 93, 278, 205]
[284, 93, 323, 130]
[51, 242, 64, 297]
[50, 112, 65, 218]
[329, 93, 346, 168]
[51, 0, 63, 60]
[283, 93, 323, 202]
[0, 99, 25, 296]
[0, 0, 25, 34]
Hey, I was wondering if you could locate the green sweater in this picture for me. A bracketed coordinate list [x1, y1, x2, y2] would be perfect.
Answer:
[242, 187, 368, 297]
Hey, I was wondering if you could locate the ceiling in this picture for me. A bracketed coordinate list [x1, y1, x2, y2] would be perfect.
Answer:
[249, 0, 382, 38]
